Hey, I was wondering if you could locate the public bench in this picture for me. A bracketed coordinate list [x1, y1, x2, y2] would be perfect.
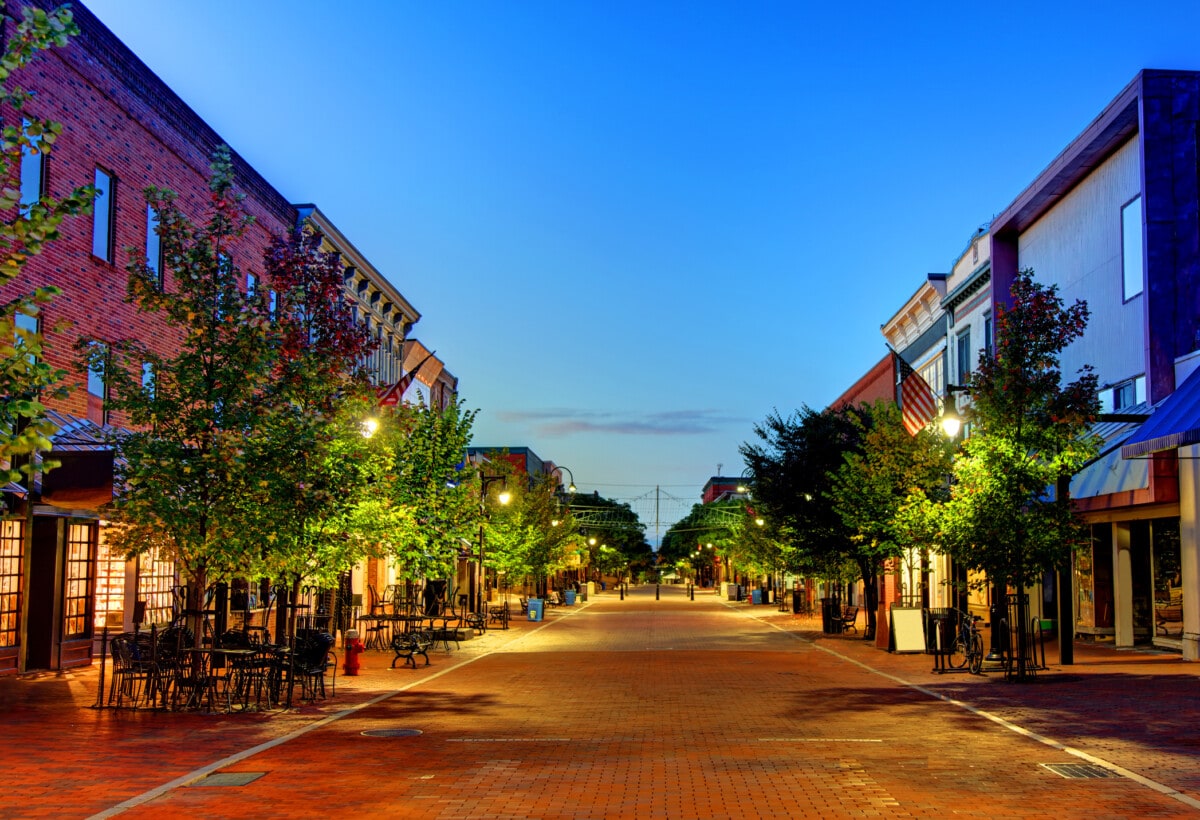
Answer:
[833, 605, 859, 633]
[390, 631, 431, 668]
[1156, 597, 1183, 635]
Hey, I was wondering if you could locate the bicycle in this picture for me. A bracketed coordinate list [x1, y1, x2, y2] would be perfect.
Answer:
[948, 609, 985, 674]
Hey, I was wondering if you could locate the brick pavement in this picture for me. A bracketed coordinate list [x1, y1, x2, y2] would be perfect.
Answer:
[2, 586, 1198, 819]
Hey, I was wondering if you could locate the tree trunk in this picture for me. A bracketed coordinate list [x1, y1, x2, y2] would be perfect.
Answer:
[188, 567, 207, 649]
[290, 576, 303, 641]
[860, 561, 879, 640]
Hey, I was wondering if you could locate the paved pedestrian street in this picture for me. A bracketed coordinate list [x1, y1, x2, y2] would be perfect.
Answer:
[4, 585, 1199, 819]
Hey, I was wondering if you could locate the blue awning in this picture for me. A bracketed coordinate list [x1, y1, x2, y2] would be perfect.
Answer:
[1121, 368, 1200, 458]
[1071, 414, 1149, 498]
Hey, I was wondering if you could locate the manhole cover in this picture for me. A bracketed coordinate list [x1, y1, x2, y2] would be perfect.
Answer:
[188, 772, 266, 787]
[362, 728, 423, 738]
[1041, 763, 1118, 779]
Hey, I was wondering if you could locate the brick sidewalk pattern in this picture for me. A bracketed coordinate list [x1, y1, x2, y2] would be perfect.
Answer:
[2, 585, 1197, 819]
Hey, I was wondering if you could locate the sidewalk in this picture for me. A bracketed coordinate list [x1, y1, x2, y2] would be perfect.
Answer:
[1, 602, 554, 714]
[3, 587, 1200, 819]
[736, 596, 1200, 805]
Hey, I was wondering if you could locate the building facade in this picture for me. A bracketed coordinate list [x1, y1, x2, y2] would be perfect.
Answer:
[0, 0, 448, 673]
[990, 70, 1200, 657]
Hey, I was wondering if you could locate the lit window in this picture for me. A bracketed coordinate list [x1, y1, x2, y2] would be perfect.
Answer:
[0, 520, 23, 649]
[146, 204, 163, 288]
[19, 120, 43, 208]
[92, 168, 115, 262]
[63, 524, 96, 640]
[1122, 196, 1143, 300]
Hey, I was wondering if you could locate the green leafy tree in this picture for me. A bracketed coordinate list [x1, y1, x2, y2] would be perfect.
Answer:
[373, 397, 479, 585]
[241, 225, 378, 633]
[660, 499, 759, 585]
[568, 492, 649, 579]
[931, 269, 1098, 676]
[740, 406, 866, 590]
[830, 400, 954, 639]
[0, 2, 92, 485]
[85, 147, 275, 642]
[486, 470, 580, 598]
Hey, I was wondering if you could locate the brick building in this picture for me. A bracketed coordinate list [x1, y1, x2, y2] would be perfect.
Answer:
[0, 0, 438, 674]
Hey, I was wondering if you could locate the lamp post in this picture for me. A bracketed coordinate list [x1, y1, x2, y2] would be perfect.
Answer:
[940, 384, 1006, 666]
[477, 475, 511, 615]
[549, 465, 579, 589]
[549, 464, 577, 496]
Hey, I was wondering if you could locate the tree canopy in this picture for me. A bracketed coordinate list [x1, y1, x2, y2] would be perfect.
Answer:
[930, 269, 1099, 591]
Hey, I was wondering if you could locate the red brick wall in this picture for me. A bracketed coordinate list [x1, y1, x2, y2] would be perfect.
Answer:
[0, 0, 296, 426]
[829, 354, 894, 410]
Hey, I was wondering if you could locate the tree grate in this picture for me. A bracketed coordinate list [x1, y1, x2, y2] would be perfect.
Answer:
[1041, 763, 1118, 779]
[362, 728, 423, 738]
[188, 772, 266, 787]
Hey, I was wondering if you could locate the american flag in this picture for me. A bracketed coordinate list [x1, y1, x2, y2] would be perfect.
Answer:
[377, 350, 438, 407]
[894, 352, 938, 436]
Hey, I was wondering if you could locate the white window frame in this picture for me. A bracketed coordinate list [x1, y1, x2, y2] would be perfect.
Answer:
[1122, 195, 1144, 301]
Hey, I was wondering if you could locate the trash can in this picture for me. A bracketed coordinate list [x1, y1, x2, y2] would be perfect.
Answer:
[528, 598, 544, 622]
[564, 589, 577, 606]
[820, 597, 839, 634]
[579, 587, 588, 602]
[792, 590, 803, 614]
[751, 589, 763, 605]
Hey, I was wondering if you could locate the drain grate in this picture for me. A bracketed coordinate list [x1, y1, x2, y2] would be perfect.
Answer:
[188, 772, 266, 787]
[1041, 763, 1118, 779]
[362, 728, 423, 738]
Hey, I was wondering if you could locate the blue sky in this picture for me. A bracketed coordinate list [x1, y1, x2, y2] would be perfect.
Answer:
[84, 0, 1200, 539]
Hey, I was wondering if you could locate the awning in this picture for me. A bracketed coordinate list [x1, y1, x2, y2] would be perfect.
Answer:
[1070, 413, 1149, 498]
[1121, 368, 1200, 458]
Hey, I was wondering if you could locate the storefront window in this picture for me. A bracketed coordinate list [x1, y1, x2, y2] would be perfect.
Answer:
[1078, 525, 1114, 632]
[1151, 517, 1182, 640]
[137, 547, 176, 627]
[63, 524, 96, 640]
[93, 529, 125, 630]
[0, 520, 23, 649]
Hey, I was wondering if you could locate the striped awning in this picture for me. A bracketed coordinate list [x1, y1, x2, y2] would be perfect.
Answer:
[1121, 368, 1200, 458]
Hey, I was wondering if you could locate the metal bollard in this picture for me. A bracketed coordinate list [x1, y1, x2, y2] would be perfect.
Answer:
[656, 583, 660, 601]
[690, 584, 694, 601]
[620, 583, 624, 601]
[93, 625, 109, 709]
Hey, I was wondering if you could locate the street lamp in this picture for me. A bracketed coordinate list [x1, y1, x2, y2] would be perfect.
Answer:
[940, 383, 970, 438]
[477, 475, 510, 614]
[549, 464, 577, 496]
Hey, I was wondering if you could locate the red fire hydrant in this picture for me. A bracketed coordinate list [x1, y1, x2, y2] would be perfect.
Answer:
[343, 630, 365, 677]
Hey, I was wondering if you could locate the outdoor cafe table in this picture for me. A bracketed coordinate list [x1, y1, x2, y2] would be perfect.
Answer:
[210, 647, 256, 711]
